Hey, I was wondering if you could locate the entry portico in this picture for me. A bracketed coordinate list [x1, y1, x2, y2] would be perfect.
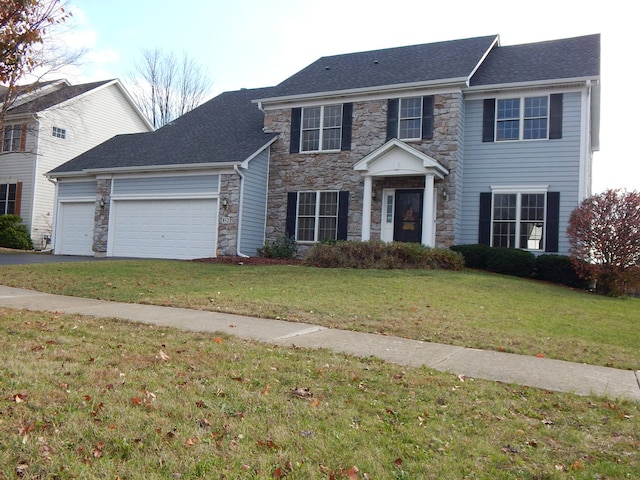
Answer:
[354, 139, 449, 247]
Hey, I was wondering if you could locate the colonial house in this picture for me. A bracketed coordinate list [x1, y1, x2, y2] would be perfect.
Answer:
[0, 79, 153, 248]
[46, 34, 600, 260]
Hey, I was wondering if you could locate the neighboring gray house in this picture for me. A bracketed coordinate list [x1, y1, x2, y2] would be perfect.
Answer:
[47, 34, 600, 259]
[1, 79, 153, 248]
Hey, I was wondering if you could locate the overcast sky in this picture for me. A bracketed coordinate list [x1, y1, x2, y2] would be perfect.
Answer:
[51, 0, 638, 193]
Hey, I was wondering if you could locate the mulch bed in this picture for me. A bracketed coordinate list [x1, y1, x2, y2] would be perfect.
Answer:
[191, 256, 303, 266]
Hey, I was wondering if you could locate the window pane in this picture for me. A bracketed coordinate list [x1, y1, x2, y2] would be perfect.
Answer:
[520, 222, 544, 250]
[524, 118, 547, 139]
[400, 98, 421, 118]
[302, 130, 319, 151]
[497, 99, 519, 120]
[319, 192, 338, 216]
[493, 194, 516, 221]
[493, 222, 515, 248]
[399, 119, 421, 139]
[322, 128, 341, 150]
[496, 119, 519, 141]
[520, 194, 545, 221]
[399, 98, 422, 139]
[302, 107, 321, 129]
[323, 105, 342, 128]
[297, 217, 315, 242]
[524, 97, 547, 118]
[298, 192, 316, 216]
[318, 217, 337, 241]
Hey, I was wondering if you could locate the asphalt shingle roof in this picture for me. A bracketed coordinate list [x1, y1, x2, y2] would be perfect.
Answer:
[470, 34, 600, 86]
[8, 80, 113, 115]
[48, 86, 277, 175]
[262, 35, 499, 99]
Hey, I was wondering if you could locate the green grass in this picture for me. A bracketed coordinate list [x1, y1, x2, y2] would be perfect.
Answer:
[0, 260, 638, 370]
[1, 308, 638, 479]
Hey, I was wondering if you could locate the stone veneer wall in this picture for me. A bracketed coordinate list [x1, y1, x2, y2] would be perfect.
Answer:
[92, 178, 111, 255]
[216, 173, 240, 256]
[263, 93, 462, 248]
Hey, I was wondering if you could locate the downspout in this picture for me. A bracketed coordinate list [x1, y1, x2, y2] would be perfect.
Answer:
[45, 175, 58, 253]
[233, 164, 249, 258]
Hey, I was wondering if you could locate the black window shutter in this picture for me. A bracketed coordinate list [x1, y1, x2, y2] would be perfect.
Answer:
[337, 191, 349, 240]
[482, 99, 496, 143]
[285, 192, 298, 238]
[341, 103, 353, 151]
[386, 99, 399, 141]
[422, 95, 434, 140]
[290, 108, 301, 153]
[478, 192, 492, 245]
[545, 192, 560, 252]
[549, 94, 563, 139]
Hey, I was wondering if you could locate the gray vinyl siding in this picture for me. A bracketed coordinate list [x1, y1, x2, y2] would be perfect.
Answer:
[112, 175, 219, 196]
[239, 149, 269, 255]
[459, 91, 583, 255]
[58, 181, 97, 198]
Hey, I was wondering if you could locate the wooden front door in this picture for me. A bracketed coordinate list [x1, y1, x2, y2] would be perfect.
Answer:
[393, 189, 423, 243]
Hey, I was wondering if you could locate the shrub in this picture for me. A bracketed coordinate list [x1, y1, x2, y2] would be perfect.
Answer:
[568, 189, 640, 296]
[257, 235, 297, 259]
[485, 247, 535, 278]
[304, 241, 464, 270]
[0, 214, 34, 250]
[533, 254, 589, 289]
[449, 244, 491, 269]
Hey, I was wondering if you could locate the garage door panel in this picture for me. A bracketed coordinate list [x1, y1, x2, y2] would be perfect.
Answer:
[57, 202, 94, 256]
[111, 199, 217, 260]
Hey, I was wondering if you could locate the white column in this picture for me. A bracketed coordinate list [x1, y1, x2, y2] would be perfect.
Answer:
[361, 176, 372, 241]
[422, 174, 435, 247]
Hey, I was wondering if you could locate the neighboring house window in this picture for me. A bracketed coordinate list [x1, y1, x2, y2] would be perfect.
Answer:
[478, 190, 560, 252]
[483, 94, 563, 142]
[0, 182, 21, 215]
[286, 191, 350, 242]
[2, 124, 26, 152]
[290, 104, 352, 153]
[386, 96, 434, 141]
[52, 126, 66, 139]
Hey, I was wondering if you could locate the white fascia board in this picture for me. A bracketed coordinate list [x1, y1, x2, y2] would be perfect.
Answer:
[466, 36, 501, 87]
[49, 161, 242, 178]
[240, 136, 278, 169]
[464, 76, 600, 98]
[255, 78, 469, 109]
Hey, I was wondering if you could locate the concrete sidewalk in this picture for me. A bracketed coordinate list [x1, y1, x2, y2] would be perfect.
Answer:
[1, 285, 638, 402]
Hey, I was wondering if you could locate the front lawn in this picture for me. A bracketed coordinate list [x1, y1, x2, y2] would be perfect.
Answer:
[0, 260, 638, 369]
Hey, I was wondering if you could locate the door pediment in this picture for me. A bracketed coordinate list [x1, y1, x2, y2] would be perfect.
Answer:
[354, 139, 448, 179]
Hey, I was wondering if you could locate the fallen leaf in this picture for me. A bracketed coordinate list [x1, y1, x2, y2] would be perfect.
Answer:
[348, 466, 360, 479]
[535, 353, 545, 358]
[156, 350, 170, 362]
[257, 439, 278, 449]
[214, 337, 223, 344]
[290, 387, 313, 398]
[13, 393, 27, 403]
[261, 384, 271, 395]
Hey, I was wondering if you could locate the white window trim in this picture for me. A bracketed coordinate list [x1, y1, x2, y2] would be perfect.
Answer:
[489, 186, 549, 251]
[296, 190, 339, 243]
[300, 105, 343, 153]
[495, 95, 550, 142]
[398, 97, 423, 141]
[52, 126, 66, 139]
[2, 124, 23, 152]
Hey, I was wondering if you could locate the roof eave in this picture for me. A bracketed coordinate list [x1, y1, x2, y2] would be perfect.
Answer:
[48, 161, 244, 179]
[465, 76, 600, 95]
[255, 77, 469, 107]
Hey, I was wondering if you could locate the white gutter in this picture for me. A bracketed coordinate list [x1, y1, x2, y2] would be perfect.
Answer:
[464, 76, 600, 96]
[233, 164, 249, 258]
[46, 161, 243, 179]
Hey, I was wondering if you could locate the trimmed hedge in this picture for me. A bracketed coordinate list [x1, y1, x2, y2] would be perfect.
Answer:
[304, 241, 464, 270]
[449, 244, 491, 269]
[0, 214, 33, 250]
[533, 254, 589, 289]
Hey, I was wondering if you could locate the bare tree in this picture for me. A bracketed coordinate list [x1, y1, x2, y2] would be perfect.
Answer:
[128, 48, 212, 129]
[0, 0, 72, 125]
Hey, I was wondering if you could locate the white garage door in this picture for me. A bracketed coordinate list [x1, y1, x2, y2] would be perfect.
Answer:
[56, 202, 95, 256]
[110, 199, 217, 260]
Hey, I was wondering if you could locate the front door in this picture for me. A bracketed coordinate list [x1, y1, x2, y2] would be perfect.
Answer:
[393, 189, 423, 243]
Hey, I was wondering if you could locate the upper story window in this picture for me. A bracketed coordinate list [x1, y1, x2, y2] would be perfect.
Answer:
[301, 105, 343, 152]
[492, 192, 546, 250]
[52, 126, 66, 139]
[496, 96, 548, 141]
[483, 94, 563, 143]
[386, 96, 434, 142]
[290, 104, 352, 154]
[2, 124, 25, 152]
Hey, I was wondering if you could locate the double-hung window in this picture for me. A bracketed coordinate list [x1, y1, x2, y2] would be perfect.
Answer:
[492, 192, 546, 250]
[0, 183, 18, 215]
[386, 96, 434, 141]
[296, 191, 339, 242]
[496, 96, 549, 141]
[2, 124, 24, 152]
[398, 97, 422, 139]
[301, 105, 343, 152]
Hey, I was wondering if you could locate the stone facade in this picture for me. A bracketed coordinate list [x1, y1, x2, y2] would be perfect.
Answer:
[215, 173, 240, 256]
[264, 93, 462, 248]
[92, 178, 111, 255]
